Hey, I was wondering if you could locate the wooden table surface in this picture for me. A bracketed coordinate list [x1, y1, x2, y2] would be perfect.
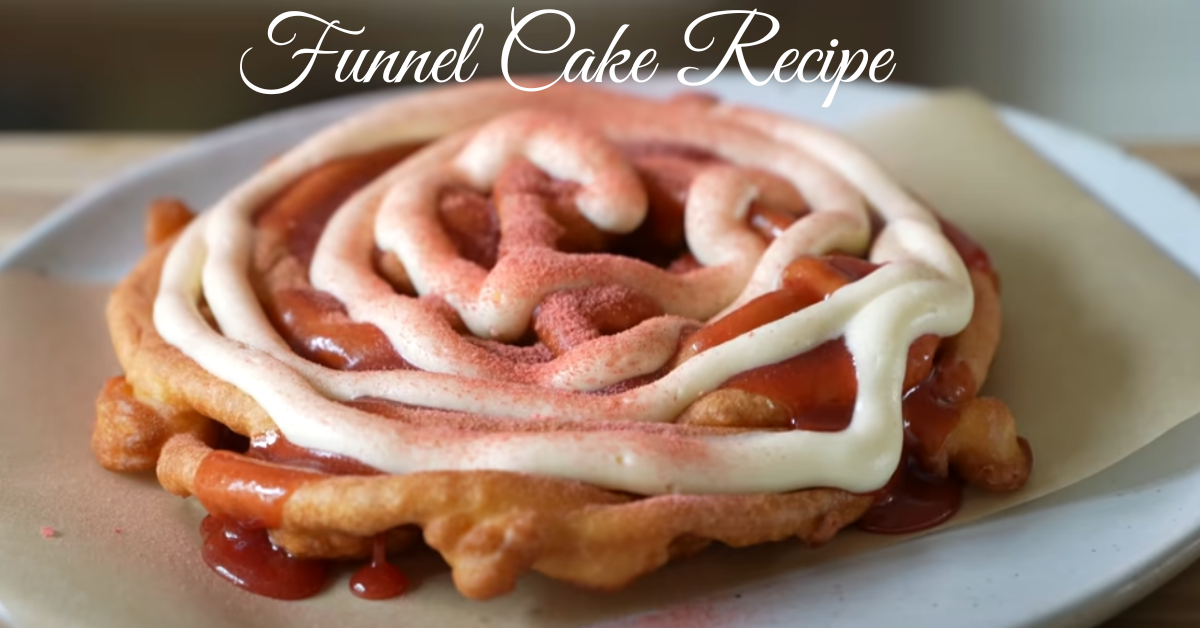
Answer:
[1, 135, 1199, 627]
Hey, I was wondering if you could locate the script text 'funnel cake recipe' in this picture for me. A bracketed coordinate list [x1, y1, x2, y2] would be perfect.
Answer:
[239, 9, 897, 107]
[92, 81, 1031, 601]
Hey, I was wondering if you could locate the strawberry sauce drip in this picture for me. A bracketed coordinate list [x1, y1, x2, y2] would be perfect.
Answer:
[199, 516, 331, 600]
[349, 535, 410, 600]
[856, 436, 963, 534]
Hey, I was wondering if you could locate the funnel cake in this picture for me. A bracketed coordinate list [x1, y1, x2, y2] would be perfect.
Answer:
[94, 81, 1032, 601]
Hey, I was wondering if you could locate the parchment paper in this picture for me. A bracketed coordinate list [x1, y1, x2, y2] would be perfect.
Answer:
[3, 93, 1200, 628]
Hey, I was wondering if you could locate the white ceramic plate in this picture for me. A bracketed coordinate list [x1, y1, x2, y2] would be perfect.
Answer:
[3, 77, 1200, 628]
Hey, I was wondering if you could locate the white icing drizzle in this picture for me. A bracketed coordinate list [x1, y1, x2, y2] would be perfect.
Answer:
[151, 82, 974, 495]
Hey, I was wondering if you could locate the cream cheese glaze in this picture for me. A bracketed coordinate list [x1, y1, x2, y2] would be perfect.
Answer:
[152, 81, 974, 495]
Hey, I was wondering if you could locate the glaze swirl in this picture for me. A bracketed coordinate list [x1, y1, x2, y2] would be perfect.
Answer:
[152, 82, 974, 495]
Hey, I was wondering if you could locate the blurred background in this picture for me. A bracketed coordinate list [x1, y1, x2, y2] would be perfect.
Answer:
[1, 0, 1197, 141]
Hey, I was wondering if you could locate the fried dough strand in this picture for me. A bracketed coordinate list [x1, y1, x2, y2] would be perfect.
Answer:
[158, 433, 872, 599]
